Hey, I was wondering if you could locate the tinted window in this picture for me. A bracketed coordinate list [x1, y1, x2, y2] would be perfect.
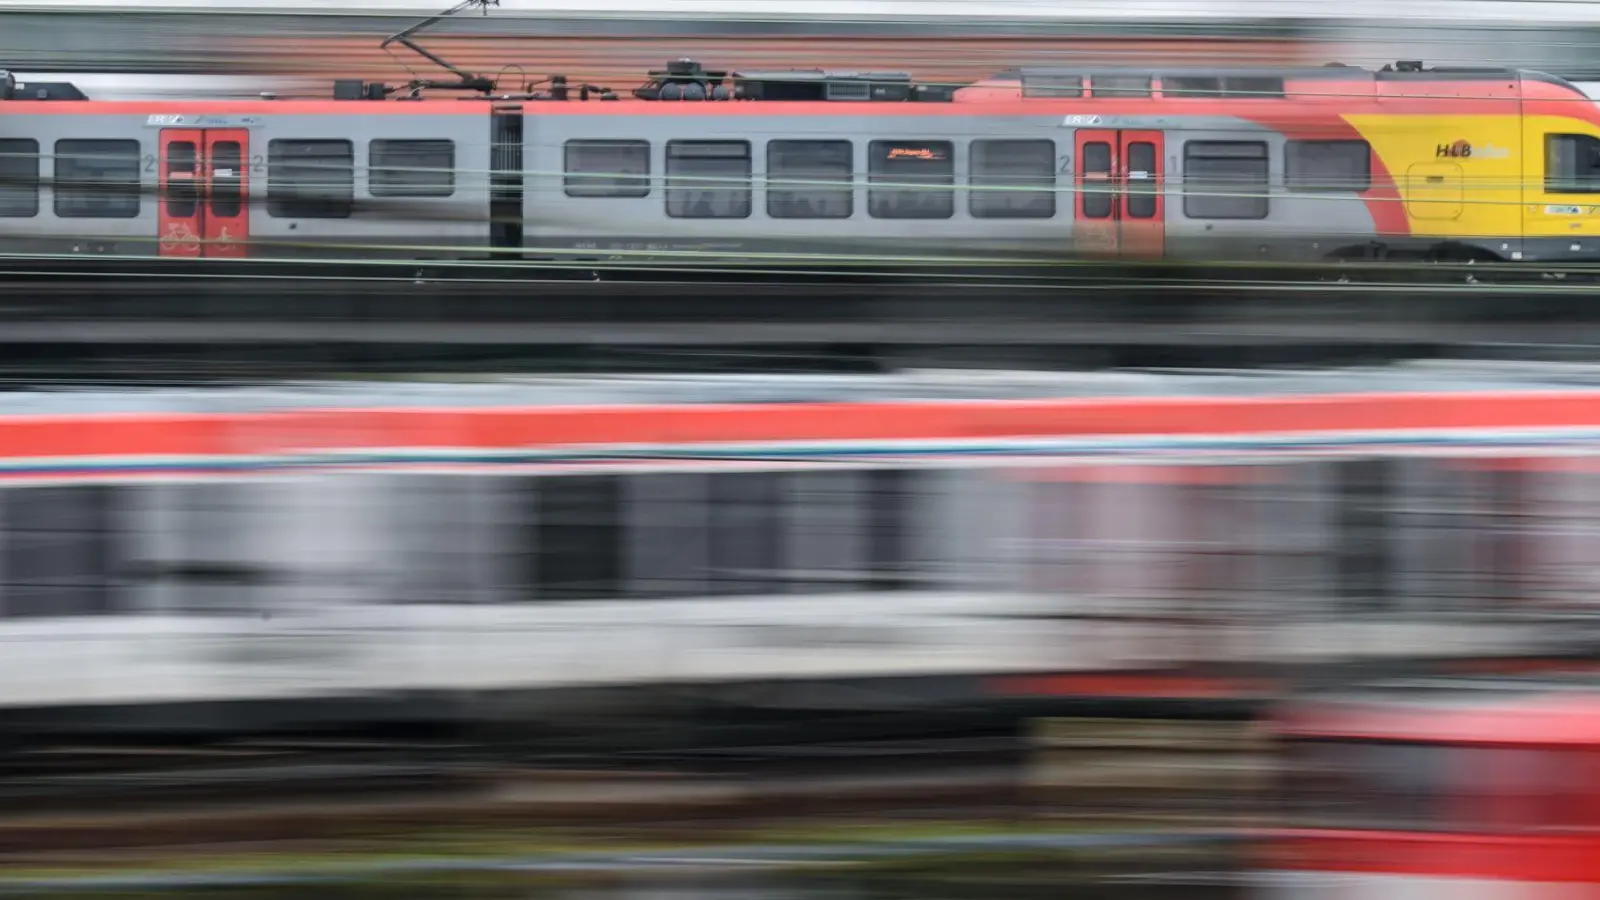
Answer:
[767, 140, 852, 219]
[1125, 141, 1158, 219]
[1547, 133, 1600, 194]
[665, 140, 751, 219]
[868, 140, 954, 219]
[1287, 140, 1372, 192]
[1183, 140, 1269, 219]
[970, 139, 1055, 219]
[267, 139, 354, 219]
[1164, 76, 1220, 98]
[1020, 73, 1084, 98]
[563, 140, 650, 198]
[0, 139, 39, 218]
[54, 139, 140, 219]
[369, 139, 455, 197]
[1081, 141, 1113, 219]
[211, 140, 243, 218]
[0, 485, 118, 618]
[165, 140, 198, 219]
[1091, 74, 1152, 98]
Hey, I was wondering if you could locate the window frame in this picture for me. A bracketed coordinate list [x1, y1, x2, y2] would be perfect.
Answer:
[562, 139, 651, 199]
[969, 138, 1057, 220]
[368, 139, 456, 198]
[53, 138, 141, 220]
[664, 139, 753, 220]
[766, 139, 854, 220]
[266, 138, 355, 220]
[1285, 139, 1373, 194]
[1546, 133, 1600, 195]
[0, 138, 40, 218]
[868, 139, 955, 220]
[1182, 140, 1270, 220]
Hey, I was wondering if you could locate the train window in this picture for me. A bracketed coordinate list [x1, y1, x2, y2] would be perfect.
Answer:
[1163, 76, 1220, 98]
[1286, 140, 1372, 193]
[53, 139, 140, 219]
[266, 139, 354, 219]
[1225, 76, 1285, 98]
[1183, 141, 1269, 220]
[0, 139, 38, 218]
[1090, 75, 1152, 98]
[0, 485, 118, 618]
[1546, 134, 1600, 193]
[1081, 141, 1114, 219]
[211, 140, 243, 219]
[165, 140, 198, 219]
[1020, 73, 1084, 99]
[369, 140, 455, 198]
[526, 475, 622, 601]
[665, 140, 752, 219]
[1125, 141, 1158, 219]
[767, 140, 852, 219]
[970, 140, 1055, 219]
[707, 471, 785, 595]
[868, 140, 954, 219]
[563, 140, 650, 198]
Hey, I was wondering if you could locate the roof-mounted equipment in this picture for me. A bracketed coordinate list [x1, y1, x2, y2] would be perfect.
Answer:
[630, 59, 958, 102]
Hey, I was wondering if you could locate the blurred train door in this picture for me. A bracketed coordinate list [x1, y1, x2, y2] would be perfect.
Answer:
[158, 129, 249, 258]
[1074, 129, 1165, 259]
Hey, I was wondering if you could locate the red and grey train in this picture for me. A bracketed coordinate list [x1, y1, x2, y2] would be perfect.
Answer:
[2, 56, 1600, 267]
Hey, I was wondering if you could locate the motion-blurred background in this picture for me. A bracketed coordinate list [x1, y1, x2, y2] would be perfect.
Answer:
[6, 2, 1600, 900]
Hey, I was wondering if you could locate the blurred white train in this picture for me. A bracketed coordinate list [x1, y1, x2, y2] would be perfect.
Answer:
[0, 445, 1593, 741]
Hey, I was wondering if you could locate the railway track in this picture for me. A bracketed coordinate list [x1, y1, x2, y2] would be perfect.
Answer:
[0, 734, 1037, 855]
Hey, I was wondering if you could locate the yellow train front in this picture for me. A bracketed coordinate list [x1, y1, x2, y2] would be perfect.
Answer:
[1, 58, 1599, 267]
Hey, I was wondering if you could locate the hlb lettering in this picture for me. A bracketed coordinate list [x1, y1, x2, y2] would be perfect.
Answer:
[1437, 140, 1472, 158]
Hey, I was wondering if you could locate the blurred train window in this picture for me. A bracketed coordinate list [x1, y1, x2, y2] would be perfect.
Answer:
[970, 140, 1055, 219]
[369, 140, 455, 198]
[1224, 76, 1285, 98]
[1183, 141, 1268, 220]
[0, 485, 118, 618]
[528, 476, 621, 601]
[0, 139, 39, 218]
[665, 140, 752, 219]
[1546, 134, 1600, 193]
[1090, 75, 1152, 98]
[1019, 72, 1083, 98]
[266, 139, 353, 219]
[863, 468, 920, 591]
[211, 141, 243, 218]
[1330, 458, 1397, 612]
[563, 140, 650, 198]
[868, 140, 954, 219]
[625, 472, 712, 599]
[1286, 140, 1372, 193]
[53, 139, 140, 219]
[1163, 76, 1220, 98]
[707, 472, 785, 595]
[766, 140, 853, 219]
